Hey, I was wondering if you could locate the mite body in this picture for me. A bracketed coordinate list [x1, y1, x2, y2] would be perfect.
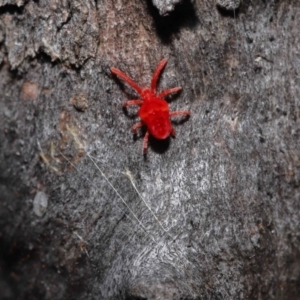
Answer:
[110, 58, 190, 154]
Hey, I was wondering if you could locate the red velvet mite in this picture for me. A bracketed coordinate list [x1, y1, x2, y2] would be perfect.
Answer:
[110, 58, 190, 154]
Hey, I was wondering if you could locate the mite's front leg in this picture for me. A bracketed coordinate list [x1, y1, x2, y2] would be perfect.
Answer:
[169, 111, 190, 117]
[158, 87, 182, 98]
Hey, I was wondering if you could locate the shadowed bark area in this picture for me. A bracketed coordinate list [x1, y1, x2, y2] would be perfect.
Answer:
[0, 0, 299, 299]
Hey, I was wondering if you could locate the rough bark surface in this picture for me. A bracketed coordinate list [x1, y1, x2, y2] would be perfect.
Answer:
[152, 0, 183, 15]
[0, 0, 299, 299]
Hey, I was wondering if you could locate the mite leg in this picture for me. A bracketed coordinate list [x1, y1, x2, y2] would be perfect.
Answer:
[151, 58, 168, 93]
[110, 67, 143, 95]
[158, 87, 182, 98]
[171, 127, 176, 137]
[169, 111, 190, 117]
[143, 131, 150, 154]
[123, 100, 143, 107]
[132, 122, 144, 134]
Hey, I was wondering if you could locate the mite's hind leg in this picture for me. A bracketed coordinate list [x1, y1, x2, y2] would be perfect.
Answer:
[123, 100, 143, 107]
[132, 122, 144, 134]
[143, 131, 150, 155]
[171, 127, 176, 137]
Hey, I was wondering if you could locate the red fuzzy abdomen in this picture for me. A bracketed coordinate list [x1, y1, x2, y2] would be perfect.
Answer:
[138, 98, 172, 140]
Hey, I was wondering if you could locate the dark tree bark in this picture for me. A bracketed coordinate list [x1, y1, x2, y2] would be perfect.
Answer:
[0, 0, 299, 299]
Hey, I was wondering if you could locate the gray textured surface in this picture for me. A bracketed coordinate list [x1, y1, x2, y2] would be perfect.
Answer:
[152, 0, 182, 15]
[216, 0, 240, 11]
[0, 0, 299, 299]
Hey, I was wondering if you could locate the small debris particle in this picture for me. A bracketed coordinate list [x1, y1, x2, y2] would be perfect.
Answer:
[251, 233, 261, 248]
[255, 56, 262, 62]
[70, 93, 88, 112]
[33, 191, 48, 217]
[78, 149, 85, 157]
[41, 88, 52, 95]
[216, 0, 240, 11]
[22, 82, 39, 101]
